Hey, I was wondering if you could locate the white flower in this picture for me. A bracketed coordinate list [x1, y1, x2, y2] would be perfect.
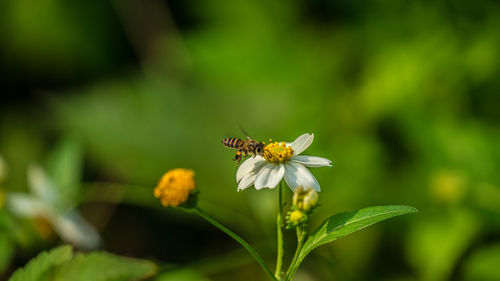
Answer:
[236, 133, 332, 192]
[6, 165, 100, 249]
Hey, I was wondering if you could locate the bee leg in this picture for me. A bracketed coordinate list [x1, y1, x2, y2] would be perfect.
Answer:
[233, 150, 242, 163]
[236, 151, 242, 165]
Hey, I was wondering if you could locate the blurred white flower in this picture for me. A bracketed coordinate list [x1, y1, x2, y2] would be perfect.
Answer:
[6, 165, 100, 249]
[236, 133, 332, 192]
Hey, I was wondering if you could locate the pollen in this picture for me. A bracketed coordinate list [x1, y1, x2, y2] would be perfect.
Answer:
[263, 141, 294, 163]
[154, 168, 196, 207]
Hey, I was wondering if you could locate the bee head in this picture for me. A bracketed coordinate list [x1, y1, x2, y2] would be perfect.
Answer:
[256, 143, 265, 154]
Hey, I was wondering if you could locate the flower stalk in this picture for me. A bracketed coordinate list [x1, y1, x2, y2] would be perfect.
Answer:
[275, 181, 284, 279]
[284, 225, 306, 281]
[193, 207, 278, 281]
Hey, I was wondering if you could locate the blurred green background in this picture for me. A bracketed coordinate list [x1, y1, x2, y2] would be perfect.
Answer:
[1, 0, 500, 280]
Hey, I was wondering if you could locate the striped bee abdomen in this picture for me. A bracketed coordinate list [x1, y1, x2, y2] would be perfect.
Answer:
[222, 137, 245, 149]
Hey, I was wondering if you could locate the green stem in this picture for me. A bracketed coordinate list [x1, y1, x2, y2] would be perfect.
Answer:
[275, 181, 284, 279]
[193, 207, 278, 281]
[284, 226, 306, 281]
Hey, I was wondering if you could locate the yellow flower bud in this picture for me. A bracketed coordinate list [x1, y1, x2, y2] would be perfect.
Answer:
[292, 186, 318, 212]
[286, 209, 308, 228]
[154, 169, 196, 207]
[289, 210, 305, 223]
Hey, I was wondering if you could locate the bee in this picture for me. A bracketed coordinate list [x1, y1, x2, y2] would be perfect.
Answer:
[222, 135, 266, 164]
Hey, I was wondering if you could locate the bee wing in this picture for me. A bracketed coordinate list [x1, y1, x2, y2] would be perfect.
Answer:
[238, 124, 252, 140]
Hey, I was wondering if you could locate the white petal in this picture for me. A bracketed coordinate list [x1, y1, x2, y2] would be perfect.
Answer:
[288, 134, 314, 155]
[267, 164, 285, 188]
[53, 210, 100, 249]
[238, 172, 258, 191]
[254, 163, 276, 190]
[236, 156, 266, 183]
[6, 194, 52, 217]
[254, 163, 284, 190]
[291, 155, 332, 167]
[283, 162, 321, 192]
[27, 164, 59, 204]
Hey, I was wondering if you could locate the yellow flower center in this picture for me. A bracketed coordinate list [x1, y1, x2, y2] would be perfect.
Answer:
[33, 217, 55, 240]
[289, 210, 305, 223]
[154, 168, 196, 207]
[263, 140, 294, 163]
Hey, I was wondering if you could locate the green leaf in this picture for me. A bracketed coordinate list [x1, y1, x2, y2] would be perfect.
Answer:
[297, 205, 417, 264]
[53, 251, 157, 281]
[8, 245, 73, 281]
[155, 269, 210, 281]
[9, 245, 157, 281]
